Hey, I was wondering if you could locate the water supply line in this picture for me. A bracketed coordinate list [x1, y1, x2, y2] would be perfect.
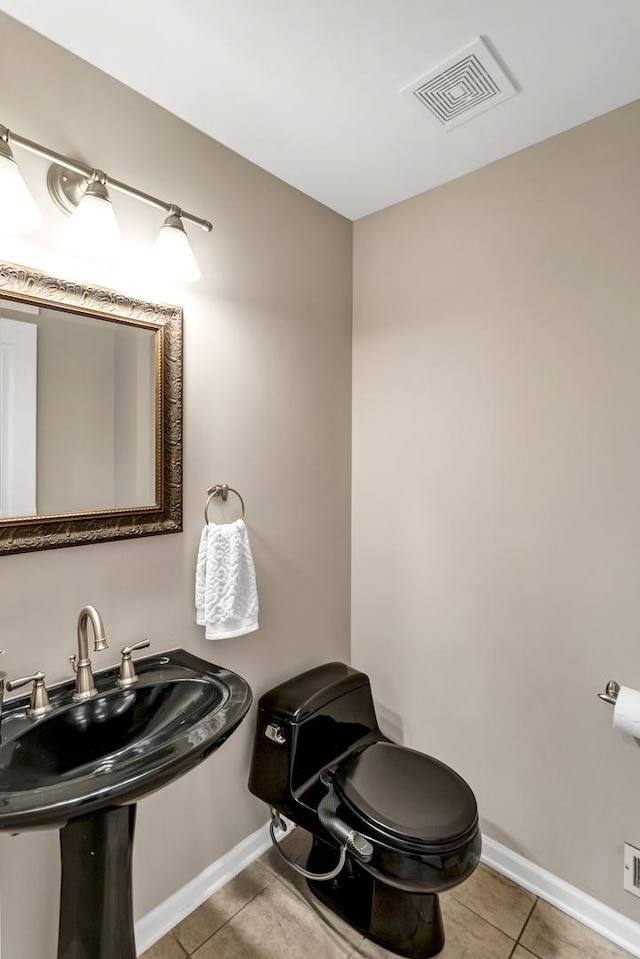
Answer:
[269, 809, 347, 881]
[268, 785, 373, 882]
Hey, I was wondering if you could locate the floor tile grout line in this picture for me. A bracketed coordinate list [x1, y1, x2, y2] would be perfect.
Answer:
[271, 872, 365, 955]
[507, 934, 540, 959]
[507, 932, 545, 959]
[172, 846, 306, 957]
[166, 928, 188, 958]
[445, 893, 525, 944]
[169, 930, 189, 959]
[516, 895, 540, 947]
[175, 869, 277, 958]
[185, 868, 358, 959]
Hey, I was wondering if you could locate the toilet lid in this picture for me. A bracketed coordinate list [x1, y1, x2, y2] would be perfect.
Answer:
[334, 742, 478, 849]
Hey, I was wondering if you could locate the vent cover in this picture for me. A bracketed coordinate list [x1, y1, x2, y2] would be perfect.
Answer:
[401, 38, 517, 130]
[624, 842, 640, 898]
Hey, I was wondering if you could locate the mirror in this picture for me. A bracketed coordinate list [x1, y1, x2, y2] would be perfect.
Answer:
[0, 261, 182, 554]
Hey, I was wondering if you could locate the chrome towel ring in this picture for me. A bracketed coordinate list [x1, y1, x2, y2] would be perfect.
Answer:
[204, 484, 246, 523]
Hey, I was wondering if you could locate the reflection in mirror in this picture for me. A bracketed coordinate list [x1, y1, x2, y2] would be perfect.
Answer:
[0, 262, 182, 554]
[0, 303, 156, 518]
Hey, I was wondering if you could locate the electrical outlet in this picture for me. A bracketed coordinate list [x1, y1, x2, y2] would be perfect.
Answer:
[624, 843, 640, 897]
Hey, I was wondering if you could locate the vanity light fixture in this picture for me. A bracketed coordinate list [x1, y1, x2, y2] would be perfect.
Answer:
[0, 133, 43, 233]
[153, 207, 201, 283]
[0, 124, 211, 281]
[60, 170, 121, 261]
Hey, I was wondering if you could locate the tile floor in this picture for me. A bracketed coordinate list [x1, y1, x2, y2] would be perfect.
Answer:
[140, 829, 632, 959]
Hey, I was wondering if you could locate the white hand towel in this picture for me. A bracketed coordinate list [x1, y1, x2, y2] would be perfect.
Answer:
[195, 519, 259, 639]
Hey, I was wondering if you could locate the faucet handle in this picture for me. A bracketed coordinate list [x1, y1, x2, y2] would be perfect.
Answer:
[121, 639, 151, 656]
[6, 672, 52, 718]
[116, 639, 150, 689]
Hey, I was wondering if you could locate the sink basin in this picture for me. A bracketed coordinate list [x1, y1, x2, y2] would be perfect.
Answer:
[0, 648, 252, 831]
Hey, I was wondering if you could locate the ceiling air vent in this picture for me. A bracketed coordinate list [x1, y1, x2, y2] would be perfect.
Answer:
[400, 37, 517, 130]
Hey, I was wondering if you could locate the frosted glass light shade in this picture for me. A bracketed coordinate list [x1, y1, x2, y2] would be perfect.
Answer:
[62, 181, 121, 261]
[0, 150, 43, 233]
[153, 213, 201, 283]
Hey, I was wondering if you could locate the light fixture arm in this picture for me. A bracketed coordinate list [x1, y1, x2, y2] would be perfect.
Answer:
[0, 123, 212, 232]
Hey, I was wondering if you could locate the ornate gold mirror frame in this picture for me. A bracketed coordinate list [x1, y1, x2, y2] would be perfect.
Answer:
[0, 262, 182, 554]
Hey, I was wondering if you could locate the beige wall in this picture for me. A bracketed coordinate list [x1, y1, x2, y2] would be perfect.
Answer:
[352, 100, 640, 921]
[0, 14, 352, 959]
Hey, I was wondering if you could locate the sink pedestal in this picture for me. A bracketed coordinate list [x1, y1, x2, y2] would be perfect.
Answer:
[58, 805, 137, 959]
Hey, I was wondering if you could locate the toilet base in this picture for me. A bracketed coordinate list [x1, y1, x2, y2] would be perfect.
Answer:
[306, 837, 445, 958]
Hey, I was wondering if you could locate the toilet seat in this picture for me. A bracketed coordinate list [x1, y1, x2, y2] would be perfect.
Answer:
[333, 742, 478, 852]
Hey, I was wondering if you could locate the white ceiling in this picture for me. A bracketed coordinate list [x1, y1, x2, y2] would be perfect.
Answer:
[2, 0, 640, 220]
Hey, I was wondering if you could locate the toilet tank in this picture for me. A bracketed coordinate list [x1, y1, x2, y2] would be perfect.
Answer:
[248, 662, 381, 816]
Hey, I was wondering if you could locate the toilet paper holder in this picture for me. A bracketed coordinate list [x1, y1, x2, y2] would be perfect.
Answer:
[598, 680, 620, 706]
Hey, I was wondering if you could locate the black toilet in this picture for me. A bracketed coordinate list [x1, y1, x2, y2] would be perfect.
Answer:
[249, 662, 481, 958]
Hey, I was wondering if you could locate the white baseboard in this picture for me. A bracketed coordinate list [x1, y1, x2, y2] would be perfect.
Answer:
[136, 822, 640, 959]
[134, 817, 287, 955]
[482, 835, 640, 957]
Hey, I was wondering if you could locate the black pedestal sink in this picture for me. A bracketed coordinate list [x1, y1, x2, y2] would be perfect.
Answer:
[0, 649, 252, 959]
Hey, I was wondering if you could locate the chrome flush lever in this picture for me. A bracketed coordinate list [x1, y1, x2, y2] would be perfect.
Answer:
[265, 723, 286, 745]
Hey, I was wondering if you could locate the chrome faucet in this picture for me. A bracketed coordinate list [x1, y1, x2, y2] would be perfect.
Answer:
[69, 606, 108, 701]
